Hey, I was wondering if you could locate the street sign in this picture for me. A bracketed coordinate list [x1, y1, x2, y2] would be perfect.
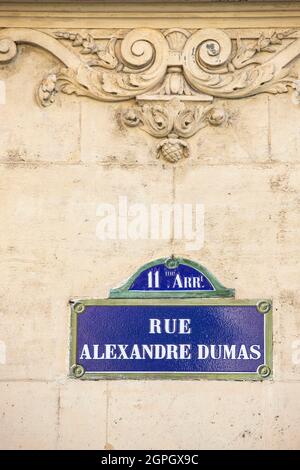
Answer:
[70, 257, 272, 380]
[109, 256, 234, 298]
[70, 299, 272, 380]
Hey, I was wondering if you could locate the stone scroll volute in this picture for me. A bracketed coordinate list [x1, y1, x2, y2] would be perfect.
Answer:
[1, 26, 300, 163]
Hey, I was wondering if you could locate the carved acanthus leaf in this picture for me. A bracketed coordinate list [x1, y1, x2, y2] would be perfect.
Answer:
[54, 64, 168, 102]
[181, 29, 297, 99]
[55, 31, 119, 69]
[1, 26, 300, 164]
[232, 29, 296, 69]
[121, 99, 228, 162]
[1, 27, 300, 105]
[0, 28, 170, 104]
[37, 73, 58, 106]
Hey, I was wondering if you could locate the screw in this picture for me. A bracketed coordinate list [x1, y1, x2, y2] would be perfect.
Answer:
[74, 303, 85, 314]
[72, 364, 85, 378]
[256, 300, 271, 314]
[257, 364, 271, 378]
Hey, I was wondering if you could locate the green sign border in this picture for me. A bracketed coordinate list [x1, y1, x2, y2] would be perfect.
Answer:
[109, 257, 235, 298]
[69, 297, 272, 381]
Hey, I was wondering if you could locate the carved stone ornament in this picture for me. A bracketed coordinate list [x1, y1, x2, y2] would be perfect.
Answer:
[121, 99, 228, 162]
[1, 27, 300, 162]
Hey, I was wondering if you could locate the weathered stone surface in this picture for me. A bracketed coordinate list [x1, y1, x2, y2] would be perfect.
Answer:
[0, 1, 300, 451]
[269, 94, 300, 163]
[80, 100, 156, 165]
[265, 382, 300, 450]
[191, 95, 269, 165]
[58, 381, 107, 450]
[0, 382, 58, 450]
[108, 381, 267, 450]
[0, 164, 173, 380]
[0, 47, 81, 163]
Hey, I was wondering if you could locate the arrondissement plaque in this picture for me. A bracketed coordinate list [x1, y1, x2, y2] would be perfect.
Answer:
[70, 257, 272, 380]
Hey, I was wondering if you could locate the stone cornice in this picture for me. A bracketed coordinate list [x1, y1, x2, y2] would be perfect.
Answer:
[2, 2, 300, 28]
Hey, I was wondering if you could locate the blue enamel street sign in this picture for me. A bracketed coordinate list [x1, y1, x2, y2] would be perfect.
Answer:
[129, 262, 214, 291]
[70, 299, 272, 380]
[109, 257, 235, 298]
[70, 257, 272, 380]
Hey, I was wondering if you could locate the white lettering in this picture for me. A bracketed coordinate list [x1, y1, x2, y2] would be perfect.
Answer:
[165, 319, 177, 334]
[93, 344, 104, 359]
[173, 274, 183, 288]
[80, 344, 91, 360]
[118, 344, 129, 359]
[223, 344, 236, 359]
[198, 344, 209, 359]
[101, 455, 135, 467]
[149, 319, 161, 334]
[166, 344, 178, 359]
[130, 344, 141, 359]
[179, 318, 191, 334]
[249, 344, 261, 360]
[154, 344, 166, 359]
[237, 344, 249, 360]
[150, 318, 191, 334]
[211, 345, 222, 360]
[184, 277, 192, 288]
[79, 343, 262, 362]
[180, 344, 191, 359]
[106, 344, 117, 359]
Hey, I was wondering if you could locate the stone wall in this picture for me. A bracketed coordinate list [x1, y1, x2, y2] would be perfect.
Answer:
[0, 1, 299, 449]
